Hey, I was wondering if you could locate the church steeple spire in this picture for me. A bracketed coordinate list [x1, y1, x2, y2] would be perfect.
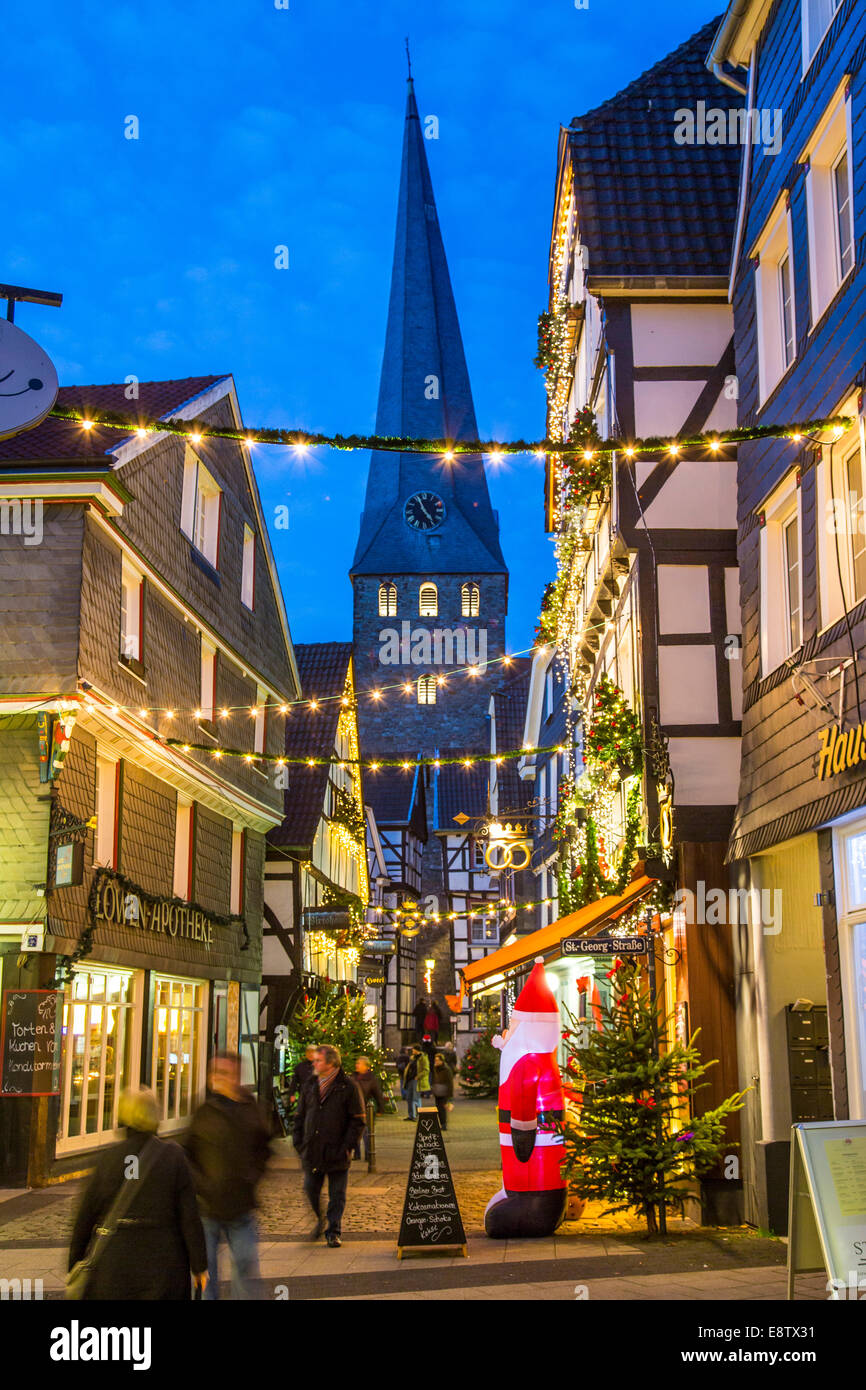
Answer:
[351, 75, 506, 577]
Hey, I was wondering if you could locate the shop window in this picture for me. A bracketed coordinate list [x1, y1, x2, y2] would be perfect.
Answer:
[120, 560, 143, 666]
[759, 473, 802, 674]
[419, 582, 438, 617]
[461, 582, 480, 617]
[417, 674, 436, 705]
[241, 524, 255, 609]
[801, 82, 855, 321]
[240, 984, 259, 1088]
[58, 967, 137, 1152]
[152, 975, 206, 1128]
[378, 581, 397, 617]
[94, 756, 120, 868]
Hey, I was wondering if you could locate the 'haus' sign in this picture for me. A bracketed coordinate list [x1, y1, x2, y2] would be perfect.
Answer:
[817, 723, 866, 781]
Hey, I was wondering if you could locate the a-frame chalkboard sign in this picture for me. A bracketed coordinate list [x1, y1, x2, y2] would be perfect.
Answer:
[397, 1106, 467, 1259]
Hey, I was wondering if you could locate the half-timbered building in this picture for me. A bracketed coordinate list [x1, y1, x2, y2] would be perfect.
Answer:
[710, 0, 866, 1232]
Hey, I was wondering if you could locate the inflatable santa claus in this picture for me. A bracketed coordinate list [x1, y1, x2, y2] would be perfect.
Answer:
[484, 956, 567, 1239]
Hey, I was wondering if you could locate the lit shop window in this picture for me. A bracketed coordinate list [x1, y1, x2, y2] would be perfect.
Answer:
[419, 582, 438, 617]
[58, 967, 136, 1151]
[152, 976, 205, 1127]
[379, 582, 397, 617]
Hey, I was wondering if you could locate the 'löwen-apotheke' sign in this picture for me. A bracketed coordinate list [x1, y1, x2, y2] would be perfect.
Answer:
[92, 870, 224, 950]
[817, 723, 866, 781]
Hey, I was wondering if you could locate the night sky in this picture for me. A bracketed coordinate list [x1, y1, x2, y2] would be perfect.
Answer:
[5, 0, 722, 651]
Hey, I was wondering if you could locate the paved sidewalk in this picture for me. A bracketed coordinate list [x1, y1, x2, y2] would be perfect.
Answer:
[0, 1097, 820, 1301]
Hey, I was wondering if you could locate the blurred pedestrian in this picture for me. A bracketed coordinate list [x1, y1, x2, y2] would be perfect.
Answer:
[423, 997, 443, 1041]
[287, 1044, 317, 1102]
[68, 1087, 207, 1301]
[413, 995, 429, 1040]
[293, 1045, 365, 1248]
[432, 1053, 455, 1131]
[402, 1048, 419, 1120]
[415, 1044, 431, 1103]
[352, 1057, 386, 1160]
[186, 1052, 272, 1300]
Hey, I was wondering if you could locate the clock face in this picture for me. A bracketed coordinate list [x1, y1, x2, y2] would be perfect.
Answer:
[404, 491, 445, 532]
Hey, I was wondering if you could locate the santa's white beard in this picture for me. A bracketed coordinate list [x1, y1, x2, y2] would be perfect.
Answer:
[495, 1018, 560, 1086]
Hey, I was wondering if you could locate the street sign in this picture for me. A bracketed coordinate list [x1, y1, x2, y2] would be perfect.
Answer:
[301, 908, 350, 931]
[365, 939, 396, 953]
[561, 934, 648, 956]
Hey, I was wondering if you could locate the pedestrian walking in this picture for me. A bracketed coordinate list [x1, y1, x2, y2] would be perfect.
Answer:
[68, 1087, 207, 1301]
[186, 1052, 272, 1300]
[413, 995, 430, 1039]
[402, 1048, 419, 1120]
[415, 1044, 431, 1102]
[352, 1057, 386, 1160]
[287, 1044, 317, 1101]
[423, 997, 443, 1040]
[293, 1044, 365, 1247]
[431, 1053, 455, 1131]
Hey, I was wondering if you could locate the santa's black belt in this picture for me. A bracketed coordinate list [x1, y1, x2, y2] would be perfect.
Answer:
[498, 1108, 564, 1125]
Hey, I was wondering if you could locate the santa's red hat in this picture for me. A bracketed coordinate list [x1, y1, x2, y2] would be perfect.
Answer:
[511, 957, 559, 1022]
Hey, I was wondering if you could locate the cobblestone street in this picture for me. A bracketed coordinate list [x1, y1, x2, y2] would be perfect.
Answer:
[0, 1098, 829, 1301]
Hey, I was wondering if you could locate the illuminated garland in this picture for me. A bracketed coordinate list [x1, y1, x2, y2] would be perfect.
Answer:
[165, 739, 565, 769]
[47, 404, 852, 460]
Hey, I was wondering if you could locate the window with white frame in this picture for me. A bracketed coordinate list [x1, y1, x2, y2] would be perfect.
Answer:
[200, 640, 216, 722]
[816, 420, 866, 625]
[760, 473, 803, 673]
[94, 756, 119, 868]
[802, 0, 842, 72]
[180, 444, 221, 568]
[120, 560, 143, 664]
[802, 82, 855, 323]
[230, 829, 245, 914]
[173, 800, 193, 899]
[419, 582, 438, 617]
[254, 686, 267, 754]
[241, 524, 255, 609]
[753, 197, 797, 403]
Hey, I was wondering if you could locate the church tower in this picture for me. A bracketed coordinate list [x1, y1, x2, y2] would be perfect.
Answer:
[351, 73, 508, 757]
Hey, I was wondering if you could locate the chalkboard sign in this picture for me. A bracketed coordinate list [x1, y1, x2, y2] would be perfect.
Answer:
[787, 1120, 866, 1299]
[273, 1089, 291, 1137]
[397, 1106, 467, 1259]
[1, 990, 63, 1096]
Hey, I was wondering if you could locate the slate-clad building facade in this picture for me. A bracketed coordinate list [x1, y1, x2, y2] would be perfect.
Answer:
[711, 0, 866, 1231]
[0, 376, 298, 1185]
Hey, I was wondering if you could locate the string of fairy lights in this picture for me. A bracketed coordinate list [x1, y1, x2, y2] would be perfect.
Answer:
[49, 403, 852, 461]
[163, 741, 566, 771]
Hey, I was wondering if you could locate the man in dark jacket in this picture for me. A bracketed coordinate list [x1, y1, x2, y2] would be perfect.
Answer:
[293, 1044, 365, 1247]
[287, 1044, 317, 1101]
[186, 1052, 272, 1299]
[352, 1057, 386, 1161]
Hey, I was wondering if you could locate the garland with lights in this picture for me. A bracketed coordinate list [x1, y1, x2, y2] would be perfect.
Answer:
[164, 738, 565, 769]
[47, 404, 852, 460]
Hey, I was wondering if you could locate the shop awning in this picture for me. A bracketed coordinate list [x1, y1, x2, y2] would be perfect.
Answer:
[459, 875, 657, 991]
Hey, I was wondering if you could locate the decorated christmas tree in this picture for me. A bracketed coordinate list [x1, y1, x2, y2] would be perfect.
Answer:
[458, 1029, 500, 1099]
[288, 986, 393, 1109]
[560, 958, 747, 1234]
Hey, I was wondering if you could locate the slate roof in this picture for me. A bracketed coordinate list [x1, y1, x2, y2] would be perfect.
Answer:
[363, 761, 427, 840]
[0, 377, 228, 464]
[269, 641, 353, 849]
[352, 79, 506, 577]
[566, 18, 743, 279]
[437, 760, 489, 827]
[492, 660, 533, 820]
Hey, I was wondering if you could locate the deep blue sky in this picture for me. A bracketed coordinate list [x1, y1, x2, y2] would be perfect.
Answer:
[5, 0, 722, 649]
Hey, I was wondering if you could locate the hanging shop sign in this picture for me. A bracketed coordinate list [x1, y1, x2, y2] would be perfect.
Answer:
[0, 319, 59, 441]
[365, 939, 397, 954]
[561, 934, 648, 957]
[302, 908, 351, 932]
[91, 869, 226, 950]
[816, 722, 866, 781]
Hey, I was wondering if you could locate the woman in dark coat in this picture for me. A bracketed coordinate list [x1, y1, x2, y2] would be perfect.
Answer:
[68, 1087, 207, 1300]
[431, 1053, 455, 1131]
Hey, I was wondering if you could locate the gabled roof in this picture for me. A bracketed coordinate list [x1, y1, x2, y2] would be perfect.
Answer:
[436, 759, 489, 827]
[0, 377, 228, 464]
[492, 660, 533, 818]
[566, 18, 743, 279]
[269, 641, 353, 849]
[363, 760, 427, 840]
[352, 78, 506, 577]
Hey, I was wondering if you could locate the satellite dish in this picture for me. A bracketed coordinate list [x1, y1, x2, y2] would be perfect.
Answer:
[0, 319, 59, 440]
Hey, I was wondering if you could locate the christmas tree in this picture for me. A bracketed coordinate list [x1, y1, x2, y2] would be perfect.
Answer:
[458, 1029, 500, 1099]
[288, 986, 394, 1110]
[560, 958, 747, 1234]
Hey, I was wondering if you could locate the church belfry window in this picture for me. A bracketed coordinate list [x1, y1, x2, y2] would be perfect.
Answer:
[417, 675, 437, 705]
[461, 582, 480, 617]
[378, 582, 397, 617]
[419, 583, 438, 617]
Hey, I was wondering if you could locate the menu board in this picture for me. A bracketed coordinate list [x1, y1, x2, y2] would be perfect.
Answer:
[397, 1106, 467, 1258]
[787, 1121, 866, 1299]
[0, 990, 63, 1096]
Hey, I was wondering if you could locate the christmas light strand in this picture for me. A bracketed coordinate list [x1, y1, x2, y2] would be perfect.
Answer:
[164, 739, 566, 770]
[49, 405, 853, 461]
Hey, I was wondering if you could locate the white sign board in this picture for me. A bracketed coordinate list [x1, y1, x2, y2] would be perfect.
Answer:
[0, 319, 59, 440]
[787, 1120, 866, 1299]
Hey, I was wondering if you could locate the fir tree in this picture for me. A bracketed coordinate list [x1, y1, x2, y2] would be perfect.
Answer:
[459, 1029, 500, 1098]
[288, 986, 393, 1109]
[560, 958, 748, 1234]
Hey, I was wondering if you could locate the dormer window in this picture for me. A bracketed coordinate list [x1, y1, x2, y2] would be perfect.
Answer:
[419, 583, 438, 617]
[378, 582, 397, 617]
[461, 582, 480, 617]
[417, 675, 437, 705]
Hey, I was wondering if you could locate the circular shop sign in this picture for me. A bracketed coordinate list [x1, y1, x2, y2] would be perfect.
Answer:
[0, 319, 59, 441]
